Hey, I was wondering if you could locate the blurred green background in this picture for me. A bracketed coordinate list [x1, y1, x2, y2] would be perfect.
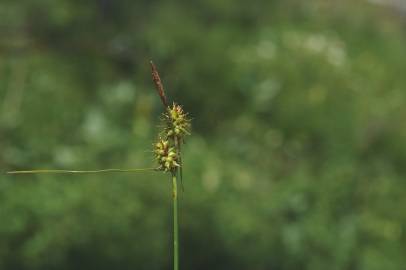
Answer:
[1, 0, 406, 269]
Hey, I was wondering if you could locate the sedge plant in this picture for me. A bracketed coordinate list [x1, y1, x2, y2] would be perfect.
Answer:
[7, 61, 191, 270]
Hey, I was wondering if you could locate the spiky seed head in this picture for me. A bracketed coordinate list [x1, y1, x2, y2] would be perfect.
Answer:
[164, 103, 191, 141]
[154, 138, 180, 172]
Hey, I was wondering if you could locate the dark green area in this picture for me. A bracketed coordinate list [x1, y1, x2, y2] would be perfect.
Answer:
[1, 0, 406, 269]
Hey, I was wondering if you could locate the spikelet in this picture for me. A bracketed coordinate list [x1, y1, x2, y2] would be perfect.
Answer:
[154, 139, 180, 172]
[164, 103, 191, 141]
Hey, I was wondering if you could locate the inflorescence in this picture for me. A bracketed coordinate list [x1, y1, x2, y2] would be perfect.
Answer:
[154, 103, 191, 172]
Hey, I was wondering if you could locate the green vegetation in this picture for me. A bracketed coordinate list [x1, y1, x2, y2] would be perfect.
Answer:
[7, 62, 190, 270]
[1, 1, 406, 269]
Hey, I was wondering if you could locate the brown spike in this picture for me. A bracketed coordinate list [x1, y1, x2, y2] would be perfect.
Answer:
[150, 61, 168, 107]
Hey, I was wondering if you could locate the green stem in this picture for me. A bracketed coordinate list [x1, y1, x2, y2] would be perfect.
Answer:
[172, 173, 179, 270]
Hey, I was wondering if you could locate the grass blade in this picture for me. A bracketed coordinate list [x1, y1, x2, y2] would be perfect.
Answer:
[7, 168, 157, 174]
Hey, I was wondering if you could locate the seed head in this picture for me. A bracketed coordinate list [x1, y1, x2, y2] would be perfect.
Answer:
[154, 138, 180, 172]
[164, 103, 191, 141]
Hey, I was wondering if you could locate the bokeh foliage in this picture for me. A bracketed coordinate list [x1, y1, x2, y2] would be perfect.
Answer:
[1, 0, 406, 269]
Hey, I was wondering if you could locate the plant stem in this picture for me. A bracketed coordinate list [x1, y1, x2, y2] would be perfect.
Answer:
[172, 173, 179, 270]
